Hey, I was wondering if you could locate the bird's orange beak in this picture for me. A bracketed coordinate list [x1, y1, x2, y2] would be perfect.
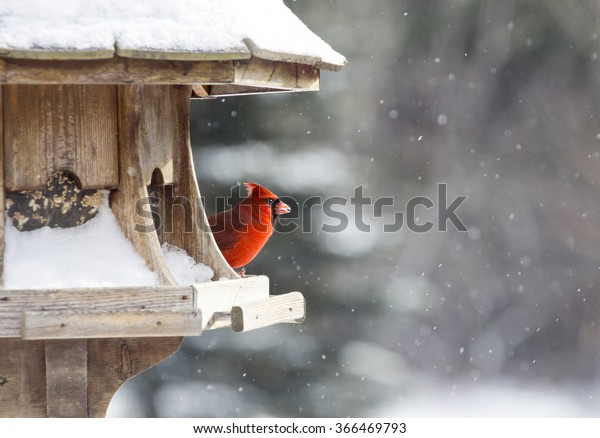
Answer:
[274, 200, 291, 215]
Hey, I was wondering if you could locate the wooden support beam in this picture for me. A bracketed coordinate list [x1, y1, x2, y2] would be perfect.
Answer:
[0, 339, 47, 417]
[0, 58, 234, 85]
[45, 339, 88, 418]
[231, 292, 306, 333]
[86, 337, 182, 417]
[191, 85, 214, 99]
[137, 86, 179, 185]
[160, 85, 239, 280]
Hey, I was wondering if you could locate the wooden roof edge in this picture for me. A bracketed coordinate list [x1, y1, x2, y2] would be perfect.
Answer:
[0, 56, 236, 85]
[0, 40, 345, 72]
[243, 38, 346, 72]
[0, 48, 344, 71]
[0, 56, 324, 92]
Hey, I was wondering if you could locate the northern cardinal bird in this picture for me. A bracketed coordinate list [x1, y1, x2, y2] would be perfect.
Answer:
[209, 183, 291, 269]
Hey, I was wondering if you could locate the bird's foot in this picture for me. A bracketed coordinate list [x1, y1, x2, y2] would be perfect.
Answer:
[236, 267, 246, 277]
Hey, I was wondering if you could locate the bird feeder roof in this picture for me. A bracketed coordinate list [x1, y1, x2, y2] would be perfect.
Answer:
[0, 0, 346, 81]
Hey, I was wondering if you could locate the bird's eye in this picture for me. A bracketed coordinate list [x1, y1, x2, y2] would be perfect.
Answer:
[267, 198, 275, 205]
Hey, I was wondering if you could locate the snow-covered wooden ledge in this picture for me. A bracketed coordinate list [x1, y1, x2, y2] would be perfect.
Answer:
[0, 277, 305, 339]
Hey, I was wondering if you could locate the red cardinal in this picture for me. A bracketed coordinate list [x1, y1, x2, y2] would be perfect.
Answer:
[209, 183, 291, 269]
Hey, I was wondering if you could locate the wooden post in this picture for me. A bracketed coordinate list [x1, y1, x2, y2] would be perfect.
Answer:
[0, 339, 47, 417]
[45, 340, 88, 417]
[162, 85, 238, 280]
[0, 88, 41, 417]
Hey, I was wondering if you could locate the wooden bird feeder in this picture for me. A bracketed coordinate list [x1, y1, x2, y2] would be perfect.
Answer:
[0, 0, 345, 417]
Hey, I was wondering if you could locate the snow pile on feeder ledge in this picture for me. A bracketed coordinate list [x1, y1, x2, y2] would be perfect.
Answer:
[3, 196, 213, 289]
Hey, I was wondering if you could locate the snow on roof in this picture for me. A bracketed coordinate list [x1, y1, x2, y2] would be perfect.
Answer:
[0, 0, 346, 71]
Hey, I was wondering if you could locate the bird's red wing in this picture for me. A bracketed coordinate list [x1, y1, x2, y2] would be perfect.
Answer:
[208, 196, 277, 269]
[212, 228, 240, 251]
[208, 208, 242, 251]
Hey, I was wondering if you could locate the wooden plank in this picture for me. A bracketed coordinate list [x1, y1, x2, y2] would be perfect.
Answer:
[22, 310, 202, 340]
[0, 58, 234, 84]
[116, 48, 250, 62]
[231, 292, 306, 333]
[207, 85, 296, 97]
[0, 339, 47, 417]
[191, 85, 213, 99]
[0, 285, 193, 337]
[207, 62, 320, 97]
[235, 58, 297, 89]
[3, 84, 119, 191]
[194, 85, 320, 99]
[45, 339, 87, 417]
[137, 86, 178, 185]
[296, 64, 320, 91]
[0, 285, 193, 311]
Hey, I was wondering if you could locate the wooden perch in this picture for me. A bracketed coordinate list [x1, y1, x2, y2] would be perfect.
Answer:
[231, 292, 306, 333]
[193, 276, 269, 330]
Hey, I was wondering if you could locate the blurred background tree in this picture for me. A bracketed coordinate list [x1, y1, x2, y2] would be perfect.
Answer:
[109, 0, 600, 417]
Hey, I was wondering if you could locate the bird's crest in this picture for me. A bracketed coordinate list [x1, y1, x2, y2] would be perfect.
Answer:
[243, 182, 278, 200]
